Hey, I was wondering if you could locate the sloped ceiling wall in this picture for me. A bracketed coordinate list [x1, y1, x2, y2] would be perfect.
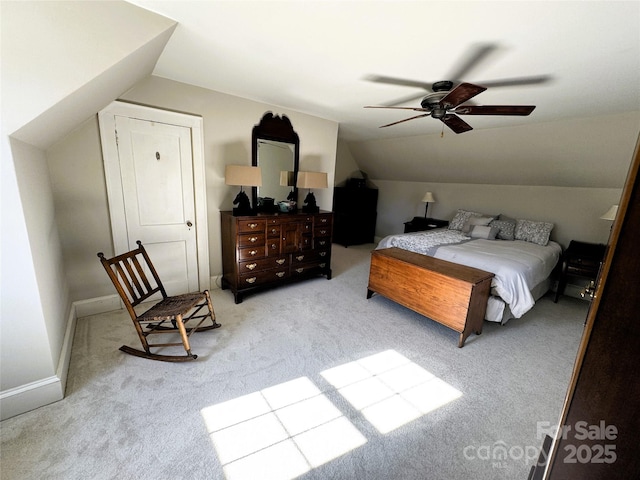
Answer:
[2, 0, 177, 148]
[347, 111, 640, 189]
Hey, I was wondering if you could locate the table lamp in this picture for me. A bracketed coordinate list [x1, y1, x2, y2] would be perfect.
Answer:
[297, 171, 327, 213]
[225, 165, 262, 215]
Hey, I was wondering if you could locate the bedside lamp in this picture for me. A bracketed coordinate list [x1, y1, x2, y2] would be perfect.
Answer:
[225, 165, 262, 216]
[280, 170, 296, 201]
[600, 205, 618, 221]
[297, 171, 327, 213]
[422, 192, 436, 218]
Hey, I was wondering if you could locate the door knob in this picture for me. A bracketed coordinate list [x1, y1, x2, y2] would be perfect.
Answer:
[186, 220, 193, 229]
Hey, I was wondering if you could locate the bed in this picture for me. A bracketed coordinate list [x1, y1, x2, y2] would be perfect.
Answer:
[376, 210, 562, 324]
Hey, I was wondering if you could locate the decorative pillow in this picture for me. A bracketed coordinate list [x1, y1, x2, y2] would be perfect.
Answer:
[470, 225, 499, 239]
[489, 218, 516, 240]
[449, 209, 484, 231]
[462, 216, 494, 233]
[515, 219, 554, 246]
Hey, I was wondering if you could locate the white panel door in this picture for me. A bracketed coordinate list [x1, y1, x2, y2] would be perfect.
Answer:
[115, 115, 198, 295]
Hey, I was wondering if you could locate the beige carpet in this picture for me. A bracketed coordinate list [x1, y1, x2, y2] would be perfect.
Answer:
[0, 243, 587, 480]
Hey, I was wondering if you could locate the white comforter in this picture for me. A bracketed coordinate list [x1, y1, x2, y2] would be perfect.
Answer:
[434, 239, 561, 318]
[377, 232, 561, 319]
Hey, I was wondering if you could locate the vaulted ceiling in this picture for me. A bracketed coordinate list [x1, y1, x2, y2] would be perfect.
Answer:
[128, 1, 639, 143]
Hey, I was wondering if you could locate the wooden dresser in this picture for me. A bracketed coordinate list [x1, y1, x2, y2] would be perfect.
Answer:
[221, 210, 333, 303]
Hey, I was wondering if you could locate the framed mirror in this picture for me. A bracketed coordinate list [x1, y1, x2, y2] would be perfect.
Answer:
[252, 112, 299, 211]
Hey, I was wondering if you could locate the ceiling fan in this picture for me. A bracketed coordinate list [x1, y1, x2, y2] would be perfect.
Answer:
[364, 43, 549, 134]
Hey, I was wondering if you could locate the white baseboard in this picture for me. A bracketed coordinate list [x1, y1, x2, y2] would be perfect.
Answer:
[0, 295, 122, 421]
[209, 275, 222, 290]
[0, 302, 82, 420]
[74, 294, 121, 318]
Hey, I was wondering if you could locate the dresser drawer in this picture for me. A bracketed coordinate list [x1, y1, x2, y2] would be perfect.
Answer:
[240, 267, 289, 286]
[315, 238, 330, 249]
[292, 250, 330, 265]
[238, 219, 266, 233]
[267, 225, 281, 238]
[238, 232, 265, 247]
[238, 246, 266, 261]
[291, 261, 329, 277]
[239, 256, 289, 274]
[315, 226, 332, 238]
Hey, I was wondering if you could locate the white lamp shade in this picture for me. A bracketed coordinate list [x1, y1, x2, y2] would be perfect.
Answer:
[225, 165, 262, 187]
[600, 204, 618, 220]
[422, 192, 435, 203]
[296, 171, 328, 189]
[280, 171, 295, 187]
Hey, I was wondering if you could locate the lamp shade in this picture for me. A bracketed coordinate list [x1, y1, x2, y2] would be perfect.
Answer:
[280, 171, 295, 187]
[600, 204, 618, 220]
[296, 171, 328, 189]
[225, 165, 262, 187]
[422, 192, 435, 203]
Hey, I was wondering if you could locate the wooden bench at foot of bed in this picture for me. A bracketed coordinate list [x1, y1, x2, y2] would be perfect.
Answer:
[367, 247, 494, 347]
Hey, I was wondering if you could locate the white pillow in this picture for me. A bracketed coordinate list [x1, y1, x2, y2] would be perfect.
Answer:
[462, 216, 494, 234]
[470, 225, 499, 240]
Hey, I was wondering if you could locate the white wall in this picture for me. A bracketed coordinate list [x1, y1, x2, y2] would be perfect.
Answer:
[46, 76, 339, 301]
[373, 180, 622, 249]
[0, 0, 176, 419]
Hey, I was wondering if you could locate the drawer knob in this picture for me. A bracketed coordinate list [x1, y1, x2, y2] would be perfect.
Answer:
[246, 263, 257, 270]
[320, 263, 326, 268]
[276, 259, 286, 265]
[296, 255, 304, 261]
[320, 230, 327, 235]
[245, 277, 257, 284]
[249, 250, 258, 256]
[318, 240, 326, 246]
[276, 271, 285, 278]
[320, 252, 326, 257]
[296, 268, 304, 273]
[248, 223, 258, 229]
[249, 236, 258, 243]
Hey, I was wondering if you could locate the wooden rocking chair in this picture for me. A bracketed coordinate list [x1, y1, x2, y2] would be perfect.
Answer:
[98, 241, 220, 362]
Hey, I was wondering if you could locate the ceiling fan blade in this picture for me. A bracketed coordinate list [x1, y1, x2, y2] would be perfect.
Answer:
[365, 105, 431, 112]
[364, 74, 432, 91]
[455, 105, 536, 116]
[446, 43, 498, 81]
[475, 75, 552, 89]
[383, 92, 431, 107]
[439, 83, 487, 109]
[379, 114, 430, 128]
[441, 114, 473, 134]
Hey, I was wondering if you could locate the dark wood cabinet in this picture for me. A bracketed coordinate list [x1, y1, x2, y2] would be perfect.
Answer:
[332, 185, 378, 246]
[221, 210, 332, 303]
[403, 216, 449, 233]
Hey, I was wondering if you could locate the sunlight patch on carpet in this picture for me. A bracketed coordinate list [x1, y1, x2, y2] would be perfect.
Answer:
[201, 350, 461, 479]
[321, 350, 462, 434]
[201, 376, 366, 480]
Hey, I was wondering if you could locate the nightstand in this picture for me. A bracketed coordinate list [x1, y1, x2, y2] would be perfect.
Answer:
[403, 216, 449, 233]
[554, 240, 606, 302]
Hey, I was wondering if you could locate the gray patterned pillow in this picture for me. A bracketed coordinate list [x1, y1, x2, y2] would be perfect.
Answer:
[489, 218, 516, 240]
[449, 209, 484, 231]
[515, 219, 554, 246]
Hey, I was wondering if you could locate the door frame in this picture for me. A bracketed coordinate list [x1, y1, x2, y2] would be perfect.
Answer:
[98, 100, 210, 290]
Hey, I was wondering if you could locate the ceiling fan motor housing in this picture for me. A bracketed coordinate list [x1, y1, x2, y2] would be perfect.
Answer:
[432, 80, 454, 92]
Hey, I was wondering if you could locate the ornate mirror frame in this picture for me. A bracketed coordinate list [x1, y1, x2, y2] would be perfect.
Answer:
[252, 112, 300, 211]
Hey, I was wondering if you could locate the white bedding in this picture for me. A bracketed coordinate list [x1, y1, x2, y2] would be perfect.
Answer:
[377, 230, 561, 322]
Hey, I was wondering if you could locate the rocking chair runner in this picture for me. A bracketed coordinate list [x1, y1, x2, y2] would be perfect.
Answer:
[98, 241, 220, 362]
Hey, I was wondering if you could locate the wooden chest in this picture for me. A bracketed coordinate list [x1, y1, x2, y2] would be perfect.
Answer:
[367, 247, 494, 347]
[221, 210, 332, 303]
